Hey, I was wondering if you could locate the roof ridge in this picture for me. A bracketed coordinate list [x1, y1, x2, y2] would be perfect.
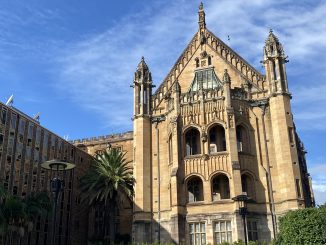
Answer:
[154, 32, 199, 96]
[206, 29, 265, 79]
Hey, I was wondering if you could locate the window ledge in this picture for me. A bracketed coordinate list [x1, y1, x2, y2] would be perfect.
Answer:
[187, 201, 205, 206]
[209, 151, 229, 156]
[212, 199, 233, 204]
[184, 154, 202, 159]
[238, 151, 255, 156]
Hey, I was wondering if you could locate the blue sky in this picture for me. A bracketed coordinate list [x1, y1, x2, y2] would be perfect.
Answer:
[0, 0, 325, 204]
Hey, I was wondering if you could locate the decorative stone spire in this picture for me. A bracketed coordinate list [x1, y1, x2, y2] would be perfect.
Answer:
[262, 29, 289, 94]
[264, 29, 285, 58]
[198, 2, 206, 31]
[135, 56, 152, 84]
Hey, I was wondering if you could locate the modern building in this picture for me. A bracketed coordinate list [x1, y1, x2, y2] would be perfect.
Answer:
[0, 101, 93, 245]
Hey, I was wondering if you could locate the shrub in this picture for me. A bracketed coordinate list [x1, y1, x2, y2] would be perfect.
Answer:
[276, 204, 326, 245]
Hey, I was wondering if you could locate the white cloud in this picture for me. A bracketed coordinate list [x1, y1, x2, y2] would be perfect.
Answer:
[54, 0, 326, 133]
[309, 163, 326, 205]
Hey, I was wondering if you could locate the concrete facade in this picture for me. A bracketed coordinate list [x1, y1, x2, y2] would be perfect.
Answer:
[0, 101, 93, 245]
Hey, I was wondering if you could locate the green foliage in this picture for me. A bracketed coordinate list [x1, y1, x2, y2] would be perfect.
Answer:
[276, 205, 326, 245]
[80, 148, 135, 206]
[0, 183, 52, 239]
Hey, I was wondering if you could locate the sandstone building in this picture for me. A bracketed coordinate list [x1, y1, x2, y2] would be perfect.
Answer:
[75, 3, 314, 244]
[0, 3, 315, 245]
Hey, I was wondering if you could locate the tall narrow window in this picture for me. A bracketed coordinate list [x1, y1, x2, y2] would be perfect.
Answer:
[1, 108, 7, 125]
[212, 174, 230, 201]
[241, 174, 255, 200]
[288, 127, 294, 144]
[214, 220, 232, 244]
[209, 125, 226, 153]
[168, 135, 173, 163]
[208, 56, 212, 66]
[236, 125, 249, 153]
[247, 220, 258, 241]
[185, 128, 200, 156]
[187, 177, 204, 203]
[296, 179, 302, 198]
[189, 223, 206, 245]
[195, 58, 200, 68]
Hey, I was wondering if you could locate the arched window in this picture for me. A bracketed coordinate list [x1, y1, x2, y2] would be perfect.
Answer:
[195, 58, 200, 68]
[236, 125, 249, 153]
[241, 174, 255, 199]
[168, 135, 173, 163]
[187, 176, 204, 203]
[212, 174, 230, 201]
[208, 56, 212, 66]
[185, 128, 201, 156]
[208, 125, 226, 153]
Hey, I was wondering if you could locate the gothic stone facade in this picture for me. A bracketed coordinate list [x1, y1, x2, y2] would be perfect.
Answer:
[73, 4, 314, 245]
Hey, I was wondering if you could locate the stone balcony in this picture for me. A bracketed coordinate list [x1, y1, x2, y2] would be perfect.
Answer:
[184, 152, 230, 180]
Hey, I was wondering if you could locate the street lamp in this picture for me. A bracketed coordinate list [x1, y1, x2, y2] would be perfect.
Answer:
[41, 159, 76, 245]
[232, 192, 251, 245]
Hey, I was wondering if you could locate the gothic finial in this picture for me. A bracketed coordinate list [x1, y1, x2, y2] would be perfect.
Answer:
[264, 29, 284, 57]
[223, 69, 231, 84]
[199, 2, 204, 10]
[137, 56, 148, 70]
[198, 1, 206, 30]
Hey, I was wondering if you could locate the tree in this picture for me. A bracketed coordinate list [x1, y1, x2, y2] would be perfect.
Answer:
[23, 191, 52, 232]
[0, 184, 52, 244]
[276, 204, 326, 245]
[79, 148, 135, 244]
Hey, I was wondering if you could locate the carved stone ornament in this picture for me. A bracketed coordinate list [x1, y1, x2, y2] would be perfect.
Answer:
[228, 114, 234, 128]
[201, 133, 207, 142]
[200, 51, 208, 59]
[231, 87, 247, 100]
[212, 107, 218, 119]
[232, 161, 241, 170]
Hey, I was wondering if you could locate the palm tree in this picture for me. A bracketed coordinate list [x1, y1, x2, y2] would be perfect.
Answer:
[79, 148, 135, 244]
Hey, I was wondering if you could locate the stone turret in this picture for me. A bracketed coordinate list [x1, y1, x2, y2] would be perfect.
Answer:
[132, 57, 153, 243]
[263, 30, 289, 94]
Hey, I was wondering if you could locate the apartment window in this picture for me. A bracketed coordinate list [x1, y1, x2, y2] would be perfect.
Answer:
[296, 179, 302, 198]
[189, 222, 206, 245]
[1, 108, 7, 125]
[10, 113, 17, 130]
[213, 220, 232, 244]
[247, 220, 258, 241]
[0, 134, 3, 145]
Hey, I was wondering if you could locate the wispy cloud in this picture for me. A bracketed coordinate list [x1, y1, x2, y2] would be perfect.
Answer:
[53, 0, 326, 132]
[309, 163, 326, 205]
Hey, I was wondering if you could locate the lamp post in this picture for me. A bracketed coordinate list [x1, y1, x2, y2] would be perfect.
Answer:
[232, 193, 250, 245]
[41, 159, 76, 245]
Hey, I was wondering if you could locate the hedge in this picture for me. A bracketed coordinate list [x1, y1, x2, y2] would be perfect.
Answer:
[276, 204, 326, 245]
